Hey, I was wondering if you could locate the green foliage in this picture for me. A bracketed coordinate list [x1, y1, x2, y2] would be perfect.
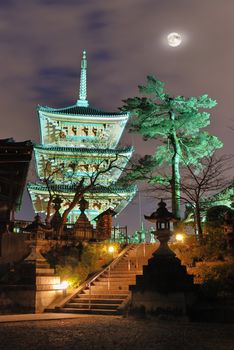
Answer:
[198, 260, 234, 299]
[171, 232, 234, 299]
[121, 75, 223, 218]
[206, 206, 232, 229]
[122, 76, 220, 152]
[45, 242, 120, 288]
[172, 231, 228, 265]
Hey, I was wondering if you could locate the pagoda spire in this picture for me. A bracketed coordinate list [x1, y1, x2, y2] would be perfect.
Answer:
[77, 50, 89, 107]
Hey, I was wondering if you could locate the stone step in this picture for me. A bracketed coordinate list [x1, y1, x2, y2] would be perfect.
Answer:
[108, 271, 141, 276]
[105, 272, 142, 277]
[93, 280, 135, 285]
[36, 273, 58, 277]
[51, 244, 156, 316]
[91, 284, 133, 290]
[36, 268, 55, 274]
[77, 294, 127, 300]
[36, 276, 60, 284]
[82, 289, 129, 295]
[105, 269, 142, 274]
[97, 277, 136, 282]
[57, 307, 119, 315]
[72, 297, 125, 304]
[90, 286, 132, 292]
[66, 303, 120, 310]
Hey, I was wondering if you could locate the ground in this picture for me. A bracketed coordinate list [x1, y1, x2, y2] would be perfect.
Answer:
[0, 316, 233, 350]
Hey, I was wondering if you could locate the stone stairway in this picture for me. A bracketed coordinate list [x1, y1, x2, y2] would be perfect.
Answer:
[53, 243, 157, 315]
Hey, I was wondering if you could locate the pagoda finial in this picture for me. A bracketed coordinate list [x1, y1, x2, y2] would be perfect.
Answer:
[77, 50, 89, 107]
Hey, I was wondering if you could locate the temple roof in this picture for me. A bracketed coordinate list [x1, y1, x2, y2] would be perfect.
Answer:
[38, 104, 128, 118]
[28, 182, 137, 195]
[0, 138, 32, 148]
[0, 139, 33, 217]
[34, 144, 133, 155]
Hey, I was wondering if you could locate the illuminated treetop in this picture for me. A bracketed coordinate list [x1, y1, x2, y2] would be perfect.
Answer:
[122, 75, 223, 218]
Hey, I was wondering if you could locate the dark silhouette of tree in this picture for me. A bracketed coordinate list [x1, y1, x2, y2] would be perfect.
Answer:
[149, 154, 232, 239]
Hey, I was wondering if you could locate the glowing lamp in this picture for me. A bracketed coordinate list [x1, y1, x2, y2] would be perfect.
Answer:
[176, 233, 184, 242]
[108, 245, 115, 254]
[60, 280, 69, 289]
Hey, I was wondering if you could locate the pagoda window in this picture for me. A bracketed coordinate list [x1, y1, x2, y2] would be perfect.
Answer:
[72, 126, 77, 135]
[80, 164, 89, 172]
[82, 126, 89, 136]
[92, 127, 97, 136]
[62, 126, 68, 134]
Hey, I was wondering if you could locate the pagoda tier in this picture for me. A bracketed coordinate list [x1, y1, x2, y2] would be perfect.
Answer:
[34, 144, 133, 185]
[28, 183, 136, 222]
[38, 105, 129, 149]
[28, 50, 137, 225]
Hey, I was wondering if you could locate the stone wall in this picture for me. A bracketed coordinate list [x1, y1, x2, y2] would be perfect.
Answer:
[0, 232, 29, 264]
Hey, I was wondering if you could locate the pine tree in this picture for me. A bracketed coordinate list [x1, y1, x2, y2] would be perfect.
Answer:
[122, 76, 223, 218]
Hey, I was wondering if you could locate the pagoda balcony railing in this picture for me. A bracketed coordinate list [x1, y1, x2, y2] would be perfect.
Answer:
[8, 220, 129, 243]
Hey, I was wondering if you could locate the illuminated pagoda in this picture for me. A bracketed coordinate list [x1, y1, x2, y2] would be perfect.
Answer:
[28, 51, 136, 224]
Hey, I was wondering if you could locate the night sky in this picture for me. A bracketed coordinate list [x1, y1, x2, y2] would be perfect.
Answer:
[1, 0, 233, 233]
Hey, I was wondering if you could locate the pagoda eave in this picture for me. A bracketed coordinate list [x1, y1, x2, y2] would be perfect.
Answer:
[27, 182, 137, 221]
[34, 144, 133, 156]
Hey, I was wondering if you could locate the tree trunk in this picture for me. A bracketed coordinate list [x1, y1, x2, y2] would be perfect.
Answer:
[45, 197, 53, 227]
[57, 212, 68, 238]
[195, 202, 203, 240]
[171, 147, 181, 219]
[57, 193, 84, 237]
[169, 112, 181, 219]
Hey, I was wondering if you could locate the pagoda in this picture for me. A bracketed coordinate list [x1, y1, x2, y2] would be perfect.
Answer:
[28, 51, 136, 224]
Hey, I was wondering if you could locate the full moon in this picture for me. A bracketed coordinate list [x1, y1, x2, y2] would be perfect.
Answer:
[167, 32, 182, 47]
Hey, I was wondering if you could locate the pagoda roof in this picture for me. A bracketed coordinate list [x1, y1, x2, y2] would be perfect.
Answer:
[28, 182, 137, 195]
[38, 104, 128, 118]
[34, 144, 133, 155]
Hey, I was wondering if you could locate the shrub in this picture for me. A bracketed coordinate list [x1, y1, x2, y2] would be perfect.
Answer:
[171, 231, 229, 266]
[45, 242, 120, 288]
[198, 260, 234, 299]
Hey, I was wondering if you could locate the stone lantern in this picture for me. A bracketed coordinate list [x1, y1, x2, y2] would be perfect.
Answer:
[144, 199, 176, 256]
[129, 199, 196, 318]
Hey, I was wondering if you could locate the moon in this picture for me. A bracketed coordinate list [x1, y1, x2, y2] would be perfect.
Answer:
[167, 32, 182, 47]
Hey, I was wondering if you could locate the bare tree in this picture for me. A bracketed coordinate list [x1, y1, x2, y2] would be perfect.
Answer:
[139, 153, 233, 239]
[42, 162, 65, 226]
[177, 154, 233, 239]
[41, 153, 128, 237]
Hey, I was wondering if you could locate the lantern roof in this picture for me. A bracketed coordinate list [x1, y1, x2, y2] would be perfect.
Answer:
[144, 199, 176, 223]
